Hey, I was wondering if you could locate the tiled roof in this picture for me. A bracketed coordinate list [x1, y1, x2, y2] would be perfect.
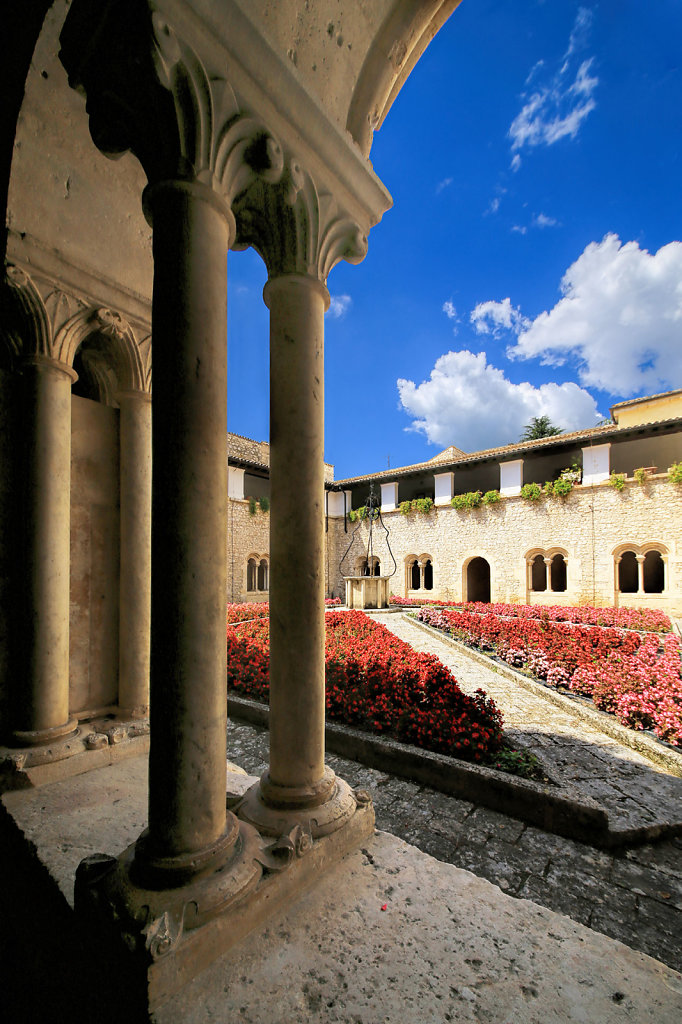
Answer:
[227, 431, 335, 482]
[610, 388, 682, 412]
[332, 416, 682, 487]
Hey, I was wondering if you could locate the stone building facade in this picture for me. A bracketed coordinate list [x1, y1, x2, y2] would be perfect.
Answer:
[229, 391, 682, 616]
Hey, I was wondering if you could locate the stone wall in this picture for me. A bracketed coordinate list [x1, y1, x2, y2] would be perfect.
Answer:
[227, 498, 270, 603]
[69, 396, 120, 713]
[325, 476, 682, 615]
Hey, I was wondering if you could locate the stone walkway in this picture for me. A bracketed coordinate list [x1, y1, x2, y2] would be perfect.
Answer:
[371, 612, 682, 837]
[227, 612, 682, 974]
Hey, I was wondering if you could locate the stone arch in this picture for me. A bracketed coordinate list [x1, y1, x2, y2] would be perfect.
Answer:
[246, 552, 269, 593]
[525, 549, 547, 593]
[55, 307, 150, 404]
[347, 1, 459, 156]
[464, 555, 491, 604]
[613, 542, 668, 598]
[525, 546, 568, 597]
[0, 265, 51, 369]
[549, 553, 567, 593]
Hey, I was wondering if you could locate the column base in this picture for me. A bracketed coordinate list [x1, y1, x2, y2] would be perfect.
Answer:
[11, 717, 79, 746]
[236, 766, 359, 838]
[75, 793, 374, 1012]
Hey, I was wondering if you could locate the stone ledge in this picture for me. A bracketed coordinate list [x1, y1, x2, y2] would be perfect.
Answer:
[228, 694, 630, 847]
[408, 614, 682, 777]
[0, 729, 151, 793]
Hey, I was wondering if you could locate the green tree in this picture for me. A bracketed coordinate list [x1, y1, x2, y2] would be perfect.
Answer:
[520, 415, 562, 441]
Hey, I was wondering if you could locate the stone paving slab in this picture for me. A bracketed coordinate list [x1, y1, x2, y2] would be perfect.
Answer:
[368, 613, 682, 836]
[157, 830, 682, 1024]
[227, 721, 682, 974]
[7, 754, 680, 1024]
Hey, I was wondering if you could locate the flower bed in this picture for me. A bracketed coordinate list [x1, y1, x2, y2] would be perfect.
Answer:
[457, 601, 672, 634]
[417, 607, 682, 747]
[227, 610, 503, 761]
[325, 597, 343, 607]
[391, 598, 671, 632]
[226, 602, 269, 624]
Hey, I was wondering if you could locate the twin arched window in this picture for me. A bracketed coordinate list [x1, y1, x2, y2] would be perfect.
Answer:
[526, 550, 568, 594]
[615, 545, 666, 595]
[406, 555, 433, 592]
[247, 555, 269, 593]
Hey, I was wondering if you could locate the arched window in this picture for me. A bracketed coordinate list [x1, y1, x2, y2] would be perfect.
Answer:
[526, 548, 568, 595]
[614, 544, 666, 596]
[550, 553, 567, 593]
[406, 555, 433, 593]
[618, 551, 638, 593]
[531, 554, 546, 592]
[247, 558, 258, 592]
[643, 550, 664, 594]
[258, 558, 269, 591]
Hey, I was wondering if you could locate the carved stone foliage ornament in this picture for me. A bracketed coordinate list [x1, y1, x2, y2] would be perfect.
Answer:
[1, 265, 151, 392]
[233, 159, 368, 282]
[60, 1, 283, 210]
[60, 1, 369, 283]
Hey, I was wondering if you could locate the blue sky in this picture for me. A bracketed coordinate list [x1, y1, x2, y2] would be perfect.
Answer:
[227, 0, 682, 480]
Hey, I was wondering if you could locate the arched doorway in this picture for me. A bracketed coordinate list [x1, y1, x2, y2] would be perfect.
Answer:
[466, 557, 491, 603]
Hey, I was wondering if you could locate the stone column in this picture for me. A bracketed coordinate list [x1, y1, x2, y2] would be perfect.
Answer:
[261, 274, 330, 808]
[636, 554, 645, 595]
[134, 180, 238, 885]
[544, 556, 553, 593]
[13, 356, 78, 745]
[117, 389, 152, 718]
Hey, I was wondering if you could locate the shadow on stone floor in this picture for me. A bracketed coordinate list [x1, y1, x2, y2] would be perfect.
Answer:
[0, 801, 149, 1024]
[227, 718, 682, 972]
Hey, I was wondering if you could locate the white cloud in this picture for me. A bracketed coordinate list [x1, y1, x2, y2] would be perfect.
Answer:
[436, 177, 453, 194]
[327, 294, 352, 319]
[511, 224, 527, 235]
[443, 300, 457, 320]
[510, 153, 521, 172]
[397, 350, 601, 452]
[564, 7, 593, 61]
[533, 212, 558, 228]
[507, 234, 682, 394]
[509, 9, 598, 156]
[470, 298, 528, 336]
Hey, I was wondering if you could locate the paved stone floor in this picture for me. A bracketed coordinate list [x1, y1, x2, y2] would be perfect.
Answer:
[228, 611, 682, 974]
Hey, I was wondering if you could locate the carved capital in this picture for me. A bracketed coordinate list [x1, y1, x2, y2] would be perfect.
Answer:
[60, 1, 284, 211]
[234, 157, 368, 282]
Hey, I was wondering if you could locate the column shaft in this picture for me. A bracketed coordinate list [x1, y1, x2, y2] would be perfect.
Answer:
[117, 391, 152, 718]
[15, 359, 77, 742]
[636, 555, 645, 594]
[265, 275, 327, 795]
[143, 180, 233, 867]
